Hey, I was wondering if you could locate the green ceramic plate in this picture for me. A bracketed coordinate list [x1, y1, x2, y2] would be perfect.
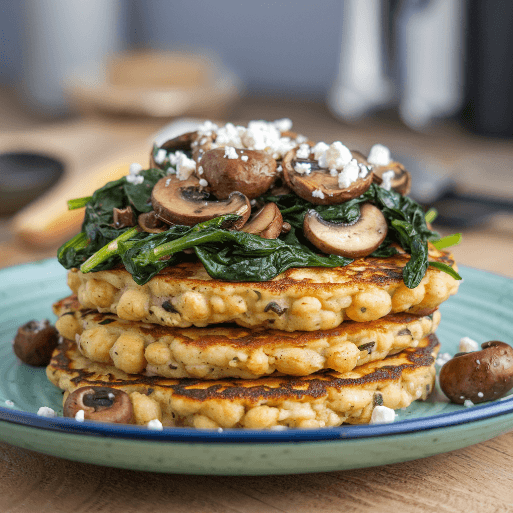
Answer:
[0, 259, 512, 475]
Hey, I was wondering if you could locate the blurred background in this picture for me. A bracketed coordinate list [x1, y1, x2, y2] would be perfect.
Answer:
[0, 0, 512, 275]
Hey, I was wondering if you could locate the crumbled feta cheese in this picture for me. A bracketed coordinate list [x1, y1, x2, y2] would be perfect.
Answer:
[368, 144, 392, 166]
[358, 163, 370, 178]
[37, 406, 57, 418]
[338, 158, 359, 188]
[370, 405, 396, 424]
[153, 149, 168, 165]
[250, 199, 257, 206]
[147, 419, 163, 430]
[270, 425, 288, 431]
[75, 409, 85, 422]
[224, 146, 239, 159]
[215, 123, 244, 147]
[241, 155, 248, 162]
[197, 120, 219, 136]
[108, 392, 115, 400]
[165, 178, 171, 187]
[477, 392, 484, 398]
[295, 134, 308, 144]
[312, 142, 329, 160]
[197, 165, 204, 175]
[5, 400, 14, 406]
[459, 337, 479, 353]
[435, 352, 452, 367]
[476, 360, 481, 365]
[329, 169, 338, 177]
[277, 164, 282, 172]
[273, 118, 293, 132]
[318, 141, 352, 171]
[464, 399, 474, 408]
[199, 179, 208, 187]
[296, 144, 311, 159]
[312, 189, 325, 200]
[294, 162, 312, 175]
[126, 174, 144, 185]
[380, 170, 395, 191]
[217, 427, 224, 433]
[168, 151, 196, 180]
[129, 162, 143, 175]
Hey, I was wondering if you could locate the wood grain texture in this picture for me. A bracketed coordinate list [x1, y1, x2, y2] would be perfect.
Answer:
[1, 433, 513, 513]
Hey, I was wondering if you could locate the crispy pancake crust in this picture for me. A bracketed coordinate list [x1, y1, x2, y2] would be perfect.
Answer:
[68, 246, 459, 331]
[47, 335, 439, 428]
[54, 295, 440, 379]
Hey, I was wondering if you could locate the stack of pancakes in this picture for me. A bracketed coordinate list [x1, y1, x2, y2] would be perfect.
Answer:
[47, 245, 459, 429]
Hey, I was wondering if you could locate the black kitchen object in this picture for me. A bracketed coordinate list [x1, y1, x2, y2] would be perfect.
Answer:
[0, 152, 64, 216]
[430, 189, 513, 228]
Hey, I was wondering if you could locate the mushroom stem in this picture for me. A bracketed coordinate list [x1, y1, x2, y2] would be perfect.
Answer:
[80, 226, 140, 274]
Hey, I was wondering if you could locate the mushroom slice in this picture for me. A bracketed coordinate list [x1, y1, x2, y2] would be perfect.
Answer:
[199, 148, 278, 200]
[150, 131, 198, 170]
[282, 148, 373, 205]
[151, 175, 251, 228]
[63, 386, 133, 424]
[113, 206, 136, 229]
[242, 202, 283, 239]
[303, 203, 388, 258]
[372, 161, 411, 195]
[138, 211, 169, 233]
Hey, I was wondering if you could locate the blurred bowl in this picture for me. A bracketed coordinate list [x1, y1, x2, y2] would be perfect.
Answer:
[64, 50, 242, 118]
[0, 152, 64, 217]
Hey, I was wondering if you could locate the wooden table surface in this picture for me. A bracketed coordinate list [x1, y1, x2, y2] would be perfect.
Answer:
[1, 88, 513, 512]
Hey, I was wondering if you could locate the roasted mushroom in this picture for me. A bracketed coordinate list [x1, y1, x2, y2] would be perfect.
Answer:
[63, 386, 134, 424]
[198, 148, 278, 200]
[13, 319, 59, 366]
[151, 175, 251, 228]
[303, 203, 388, 258]
[242, 203, 283, 239]
[150, 131, 197, 170]
[282, 148, 373, 205]
[113, 206, 136, 229]
[372, 162, 412, 195]
[439, 341, 513, 404]
[138, 211, 168, 233]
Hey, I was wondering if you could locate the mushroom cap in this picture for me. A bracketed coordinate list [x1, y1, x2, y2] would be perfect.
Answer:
[242, 202, 283, 239]
[199, 148, 278, 200]
[151, 175, 251, 228]
[439, 341, 513, 404]
[13, 319, 59, 367]
[282, 148, 373, 205]
[138, 211, 168, 233]
[372, 161, 411, 195]
[63, 386, 134, 424]
[303, 203, 388, 258]
[150, 131, 198, 170]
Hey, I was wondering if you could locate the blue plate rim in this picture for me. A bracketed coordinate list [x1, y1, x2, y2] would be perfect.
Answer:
[0, 259, 512, 444]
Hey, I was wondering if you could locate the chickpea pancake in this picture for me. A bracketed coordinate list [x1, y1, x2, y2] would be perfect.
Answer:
[68, 246, 458, 332]
[47, 334, 438, 428]
[54, 295, 440, 379]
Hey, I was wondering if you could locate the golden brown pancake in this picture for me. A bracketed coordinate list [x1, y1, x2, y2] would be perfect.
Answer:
[47, 334, 439, 428]
[68, 245, 458, 331]
[54, 295, 440, 379]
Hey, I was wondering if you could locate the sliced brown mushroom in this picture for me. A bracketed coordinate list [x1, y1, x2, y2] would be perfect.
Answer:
[242, 202, 283, 239]
[198, 148, 278, 200]
[63, 386, 133, 424]
[138, 211, 169, 233]
[303, 203, 388, 258]
[150, 131, 198, 170]
[282, 148, 373, 205]
[372, 161, 411, 195]
[151, 175, 251, 228]
[113, 206, 136, 229]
